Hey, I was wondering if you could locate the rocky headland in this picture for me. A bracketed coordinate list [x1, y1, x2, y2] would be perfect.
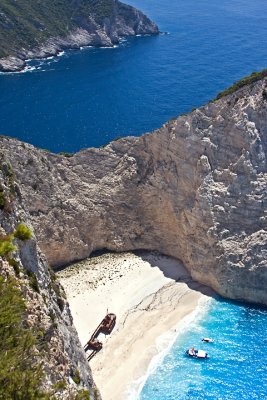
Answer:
[0, 0, 159, 72]
[1, 75, 266, 305]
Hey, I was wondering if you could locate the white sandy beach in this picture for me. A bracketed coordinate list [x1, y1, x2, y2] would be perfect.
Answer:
[57, 252, 212, 400]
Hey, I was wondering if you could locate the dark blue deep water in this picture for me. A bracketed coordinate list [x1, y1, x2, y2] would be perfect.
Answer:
[138, 299, 267, 400]
[1, 0, 267, 152]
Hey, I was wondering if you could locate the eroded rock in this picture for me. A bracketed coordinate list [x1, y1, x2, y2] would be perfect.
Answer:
[1, 78, 266, 305]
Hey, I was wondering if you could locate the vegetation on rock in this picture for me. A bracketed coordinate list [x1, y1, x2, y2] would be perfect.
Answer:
[216, 69, 267, 100]
[14, 223, 33, 241]
[0, 223, 32, 257]
[0, 276, 46, 400]
[0, 161, 96, 399]
[59, 152, 74, 158]
[75, 389, 91, 400]
[0, 238, 17, 257]
[72, 369, 81, 385]
[0, 0, 117, 58]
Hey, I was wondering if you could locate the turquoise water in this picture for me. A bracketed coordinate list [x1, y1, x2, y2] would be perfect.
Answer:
[139, 298, 267, 400]
[1, 0, 267, 152]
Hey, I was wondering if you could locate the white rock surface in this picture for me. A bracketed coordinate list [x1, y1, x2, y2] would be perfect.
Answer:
[1, 78, 266, 305]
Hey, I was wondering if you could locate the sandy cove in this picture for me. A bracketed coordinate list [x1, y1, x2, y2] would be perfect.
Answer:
[57, 251, 213, 400]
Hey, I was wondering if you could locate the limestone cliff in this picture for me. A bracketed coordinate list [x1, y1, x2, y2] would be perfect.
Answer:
[1, 77, 266, 305]
[0, 158, 100, 398]
[0, 0, 159, 72]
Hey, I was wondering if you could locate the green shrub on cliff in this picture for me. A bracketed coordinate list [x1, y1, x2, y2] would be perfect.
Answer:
[14, 223, 33, 241]
[216, 69, 267, 100]
[0, 223, 32, 257]
[0, 276, 46, 399]
[75, 389, 91, 400]
[72, 369, 81, 385]
[0, 239, 17, 257]
[59, 151, 74, 158]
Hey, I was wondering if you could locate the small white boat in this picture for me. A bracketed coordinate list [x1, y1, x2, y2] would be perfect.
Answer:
[186, 348, 208, 359]
[202, 337, 214, 343]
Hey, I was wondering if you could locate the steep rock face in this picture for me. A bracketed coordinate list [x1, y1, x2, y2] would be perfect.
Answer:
[0, 158, 99, 398]
[0, 0, 158, 72]
[1, 78, 266, 305]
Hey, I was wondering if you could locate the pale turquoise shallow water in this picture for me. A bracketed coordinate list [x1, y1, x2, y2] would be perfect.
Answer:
[0, 0, 267, 151]
[139, 298, 267, 400]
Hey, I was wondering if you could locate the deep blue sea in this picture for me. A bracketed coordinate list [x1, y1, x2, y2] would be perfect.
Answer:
[137, 298, 267, 400]
[1, 0, 267, 152]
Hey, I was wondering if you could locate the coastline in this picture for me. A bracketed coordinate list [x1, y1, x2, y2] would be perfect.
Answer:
[0, 32, 157, 74]
[127, 295, 212, 399]
[57, 251, 213, 400]
[0, 1, 159, 73]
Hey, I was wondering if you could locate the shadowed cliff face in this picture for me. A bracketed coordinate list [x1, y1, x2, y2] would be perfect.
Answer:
[1, 78, 266, 305]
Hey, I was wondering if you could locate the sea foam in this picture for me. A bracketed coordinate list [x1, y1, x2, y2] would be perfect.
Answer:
[126, 296, 212, 400]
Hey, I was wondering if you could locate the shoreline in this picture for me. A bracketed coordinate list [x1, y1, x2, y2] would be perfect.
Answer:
[126, 295, 212, 400]
[0, 33, 159, 74]
[0, 31, 166, 75]
[57, 251, 213, 400]
[0, 44, 117, 75]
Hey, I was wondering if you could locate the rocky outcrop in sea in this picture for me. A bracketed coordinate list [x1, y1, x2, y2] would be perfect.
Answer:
[0, 0, 158, 72]
[1, 78, 267, 305]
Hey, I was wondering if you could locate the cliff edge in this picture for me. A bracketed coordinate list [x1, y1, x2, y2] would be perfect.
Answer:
[1, 76, 267, 305]
[0, 0, 159, 72]
[0, 156, 99, 398]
